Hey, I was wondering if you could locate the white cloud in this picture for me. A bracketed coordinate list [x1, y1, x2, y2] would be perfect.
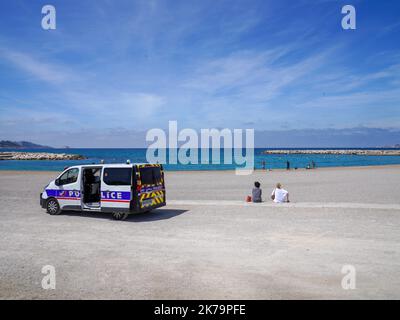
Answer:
[0, 48, 74, 84]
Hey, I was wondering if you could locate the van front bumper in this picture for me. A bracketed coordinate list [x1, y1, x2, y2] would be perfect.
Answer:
[40, 193, 46, 208]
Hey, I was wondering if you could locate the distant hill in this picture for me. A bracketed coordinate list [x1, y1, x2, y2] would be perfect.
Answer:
[0, 140, 52, 149]
[382, 144, 400, 148]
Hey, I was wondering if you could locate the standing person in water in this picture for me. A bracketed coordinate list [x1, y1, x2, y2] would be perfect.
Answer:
[252, 181, 262, 203]
[271, 183, 290, 203]
[286, 160, 290, 170]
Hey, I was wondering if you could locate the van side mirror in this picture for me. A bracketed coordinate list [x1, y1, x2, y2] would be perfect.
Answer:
[55, 178, 60, 186]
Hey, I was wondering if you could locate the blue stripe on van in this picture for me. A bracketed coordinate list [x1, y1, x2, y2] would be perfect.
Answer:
[46, 189, 81, 198]
[101, 191, 131, 201]
[46, 190, 131, 201]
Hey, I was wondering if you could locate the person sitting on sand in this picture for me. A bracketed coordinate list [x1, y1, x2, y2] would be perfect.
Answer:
[271, 183, 290, 203]
[252, 181, 262, 203]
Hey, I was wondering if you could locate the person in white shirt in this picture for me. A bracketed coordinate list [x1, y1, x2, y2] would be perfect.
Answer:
[271, 183, 290, 203]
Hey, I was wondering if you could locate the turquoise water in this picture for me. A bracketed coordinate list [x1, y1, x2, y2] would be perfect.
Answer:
[1, 148, 400, 171]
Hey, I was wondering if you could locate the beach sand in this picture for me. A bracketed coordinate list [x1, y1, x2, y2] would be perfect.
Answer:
[0, 166, 399, 299]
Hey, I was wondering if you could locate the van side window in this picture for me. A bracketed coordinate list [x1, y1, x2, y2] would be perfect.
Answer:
[59, 168, 79, 185]
[139, 167, 162, 185]
[103, 168, 132, 185]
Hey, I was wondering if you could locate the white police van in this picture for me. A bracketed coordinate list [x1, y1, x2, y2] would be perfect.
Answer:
[40, 163, 166, 220]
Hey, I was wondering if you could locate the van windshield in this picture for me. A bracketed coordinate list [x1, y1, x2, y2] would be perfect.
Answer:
[103, 168, 132, 185]
[139, 167, 162, 185]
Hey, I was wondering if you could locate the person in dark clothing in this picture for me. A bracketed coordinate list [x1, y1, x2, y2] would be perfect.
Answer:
[252, 181, 262, 203]
[286, 160, 290, 170]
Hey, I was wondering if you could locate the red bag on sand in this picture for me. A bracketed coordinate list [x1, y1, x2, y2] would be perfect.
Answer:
[246, 195, 252, 202]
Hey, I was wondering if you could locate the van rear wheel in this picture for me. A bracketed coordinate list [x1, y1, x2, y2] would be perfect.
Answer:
[46, 198, 61, 215]
[112, 212, 128, 220]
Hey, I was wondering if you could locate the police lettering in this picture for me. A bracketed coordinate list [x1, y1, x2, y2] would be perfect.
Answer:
[101, 191, 123, 199]
[68, 191, 80, 197]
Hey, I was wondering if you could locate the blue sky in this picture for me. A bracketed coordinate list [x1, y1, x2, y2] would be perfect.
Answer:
[0, 0, 399, 147]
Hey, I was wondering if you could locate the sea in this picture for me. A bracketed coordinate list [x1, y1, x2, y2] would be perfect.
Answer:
[1, 148, 400, 172]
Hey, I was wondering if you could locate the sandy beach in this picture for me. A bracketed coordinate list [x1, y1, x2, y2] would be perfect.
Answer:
[0, 166, 399, 299]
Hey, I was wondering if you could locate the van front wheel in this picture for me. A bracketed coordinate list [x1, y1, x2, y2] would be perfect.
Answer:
[112, 212, 128, 220]
[46, 198, 61, 215]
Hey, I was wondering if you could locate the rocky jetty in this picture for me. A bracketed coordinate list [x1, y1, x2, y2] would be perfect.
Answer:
[262, 149, 400, 156]
[0, 152, 86, 160]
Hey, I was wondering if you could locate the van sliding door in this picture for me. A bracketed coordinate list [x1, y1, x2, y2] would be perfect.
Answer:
[100, 168, 132, 212]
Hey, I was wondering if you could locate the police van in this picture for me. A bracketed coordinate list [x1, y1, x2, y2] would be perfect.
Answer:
[40, 163, 166, 220]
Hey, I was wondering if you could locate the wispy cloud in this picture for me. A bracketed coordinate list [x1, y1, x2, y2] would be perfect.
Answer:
[0, 48, 74, 84]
